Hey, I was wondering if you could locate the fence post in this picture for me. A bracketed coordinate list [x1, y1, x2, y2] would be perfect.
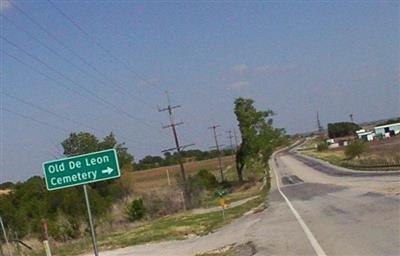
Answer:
[41, 220, 52, 256]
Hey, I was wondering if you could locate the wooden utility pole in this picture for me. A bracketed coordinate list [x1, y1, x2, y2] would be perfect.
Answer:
[226, 130, 235, 159]
[233, 129, 239, 149]
[208, 125, 225, 182]
[159, 91, 194, 209]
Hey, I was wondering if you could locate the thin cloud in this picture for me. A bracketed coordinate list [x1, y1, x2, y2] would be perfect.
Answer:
[138, 78, 160, 87]
[231, 64, 248, 74]
[0, 0, 11, 11]
[254, 64, 298, 76]
[352, 70, 381, 81]
[254, 65, 272, 75]
[229, 80, 249, 90]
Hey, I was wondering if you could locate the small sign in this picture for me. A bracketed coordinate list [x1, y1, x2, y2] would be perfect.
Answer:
[218, 198, 225, 208]
[43, 149, 120, 191]
[215, 190, 227, 197]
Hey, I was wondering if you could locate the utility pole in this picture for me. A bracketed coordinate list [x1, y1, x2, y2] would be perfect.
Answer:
[233, 129, 239, 149]
[317, 111, 323, 133]
[159, 91, 194, 209]
[349, 114, 354, 123]
[226, 130, 235, 158]
[208, 125, 225, 182]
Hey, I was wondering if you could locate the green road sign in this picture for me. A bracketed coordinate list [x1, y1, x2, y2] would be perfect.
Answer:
[43, 149, 120, 191]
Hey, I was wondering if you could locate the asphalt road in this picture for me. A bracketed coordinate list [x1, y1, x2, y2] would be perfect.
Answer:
[86, 150, 400, 256]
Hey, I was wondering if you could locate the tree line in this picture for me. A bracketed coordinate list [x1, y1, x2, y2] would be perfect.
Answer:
[134, 148, 235, 170]
[0, 97, 288, 243]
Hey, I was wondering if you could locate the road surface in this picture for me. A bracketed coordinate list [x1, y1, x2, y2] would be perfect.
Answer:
[84, 149, 400, 256]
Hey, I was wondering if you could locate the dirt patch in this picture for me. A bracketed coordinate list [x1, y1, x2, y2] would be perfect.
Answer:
[0, 189, 11, 195]
[234, 241, 257, 256]
[198, 241, 257, 256]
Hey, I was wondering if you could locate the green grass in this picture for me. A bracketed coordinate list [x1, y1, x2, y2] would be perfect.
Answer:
[303, 150, 346, 166]
[301, 141, 400, 171]
[30, 159, 269, 256]
[32, 194, 264, 256]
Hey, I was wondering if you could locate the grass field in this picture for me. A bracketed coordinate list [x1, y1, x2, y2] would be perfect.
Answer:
[33, 193, 264, 256]
[26, 155, 268, 256]
[127, 156, 236, 193]
[301, 136, 400, 170]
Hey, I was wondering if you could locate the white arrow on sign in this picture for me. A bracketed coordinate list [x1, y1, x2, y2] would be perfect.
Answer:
[101, 167, 114, 175]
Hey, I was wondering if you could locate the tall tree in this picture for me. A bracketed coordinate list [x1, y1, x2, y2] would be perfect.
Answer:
[62, 132, 134, 170]
[234, 98, 287, 181]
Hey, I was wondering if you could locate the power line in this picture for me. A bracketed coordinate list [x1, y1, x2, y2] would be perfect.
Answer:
[208, 124, 225, 182]
[1, 91, 155, 152]
[46, 0, 153, 87]
[1, 107, 70, 133]
[233, 128, 239, 149]
[1, 13, 151, 108]
[8, 0, 155, 108]
[1, 49, 94, 101]
[1, 91, 107, 134]
[2, 49, 166, 146]
[159, 91, 194, 209]
[226, 130, 235, 151]
[1, 36, 159, 130]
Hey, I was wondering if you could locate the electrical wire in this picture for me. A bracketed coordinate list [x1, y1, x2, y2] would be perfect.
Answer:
[1, 36, 160, 130]
[8, 1, 156, 109]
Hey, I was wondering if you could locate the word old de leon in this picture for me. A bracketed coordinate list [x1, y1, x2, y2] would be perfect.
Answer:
[47, 154, 111, 173]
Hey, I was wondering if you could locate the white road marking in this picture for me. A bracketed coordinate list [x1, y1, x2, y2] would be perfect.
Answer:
[272, 157, 328, 256]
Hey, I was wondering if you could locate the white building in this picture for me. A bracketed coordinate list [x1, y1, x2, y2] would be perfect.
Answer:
[374, 123, 400, 138]
[356, 129, 375, 142]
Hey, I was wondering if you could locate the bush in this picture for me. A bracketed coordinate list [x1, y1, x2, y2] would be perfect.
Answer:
[126, 198, 146, 221]
[317, 141, 329, 151]
[196, 169, 218, 190]
[327, 122, 361, 138]
[142, 189, 183, 218]
[345, 140, 368, 159]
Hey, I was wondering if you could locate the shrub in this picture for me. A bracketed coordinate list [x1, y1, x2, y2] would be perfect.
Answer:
[142, 189, 182, 218]
[126, 198, 146, 221]
[196, 169, 218, 190]
[327, 122, 361, 138]
[345, 140, 368, 159]
[317, 141, 329, 151]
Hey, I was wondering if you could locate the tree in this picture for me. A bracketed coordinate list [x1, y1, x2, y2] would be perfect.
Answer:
[61, 132, 134, 200]
[317, 141, 329, 151]
[345, 140, 368, 159]
[62, 132, 134, 170]
[62, 132, 99, 156]
[126, 198, 146, 221]
[327, 122, 361, 138]
[234, 98, 287, 182]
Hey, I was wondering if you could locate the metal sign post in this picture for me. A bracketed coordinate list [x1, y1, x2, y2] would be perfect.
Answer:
[219, 198, 226, 221]
[83, 185, 98, 256]
[43, 149, 121, 256]
[0, 216, 12, 256]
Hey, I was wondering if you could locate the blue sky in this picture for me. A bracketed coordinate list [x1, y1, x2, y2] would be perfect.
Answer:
[1, 0, 399, 182]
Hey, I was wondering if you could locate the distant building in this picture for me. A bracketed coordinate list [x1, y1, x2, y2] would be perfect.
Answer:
[374, 123, 400, 138]
[356, 129, 375, 142]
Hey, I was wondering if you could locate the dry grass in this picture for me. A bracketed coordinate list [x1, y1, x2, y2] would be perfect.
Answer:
[355, 142, 400, 166]
[101, 156, 236, 231]
[127, 156, 235, 193]
[0, 189, 11, 195]
[303, 136, 400, 169]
